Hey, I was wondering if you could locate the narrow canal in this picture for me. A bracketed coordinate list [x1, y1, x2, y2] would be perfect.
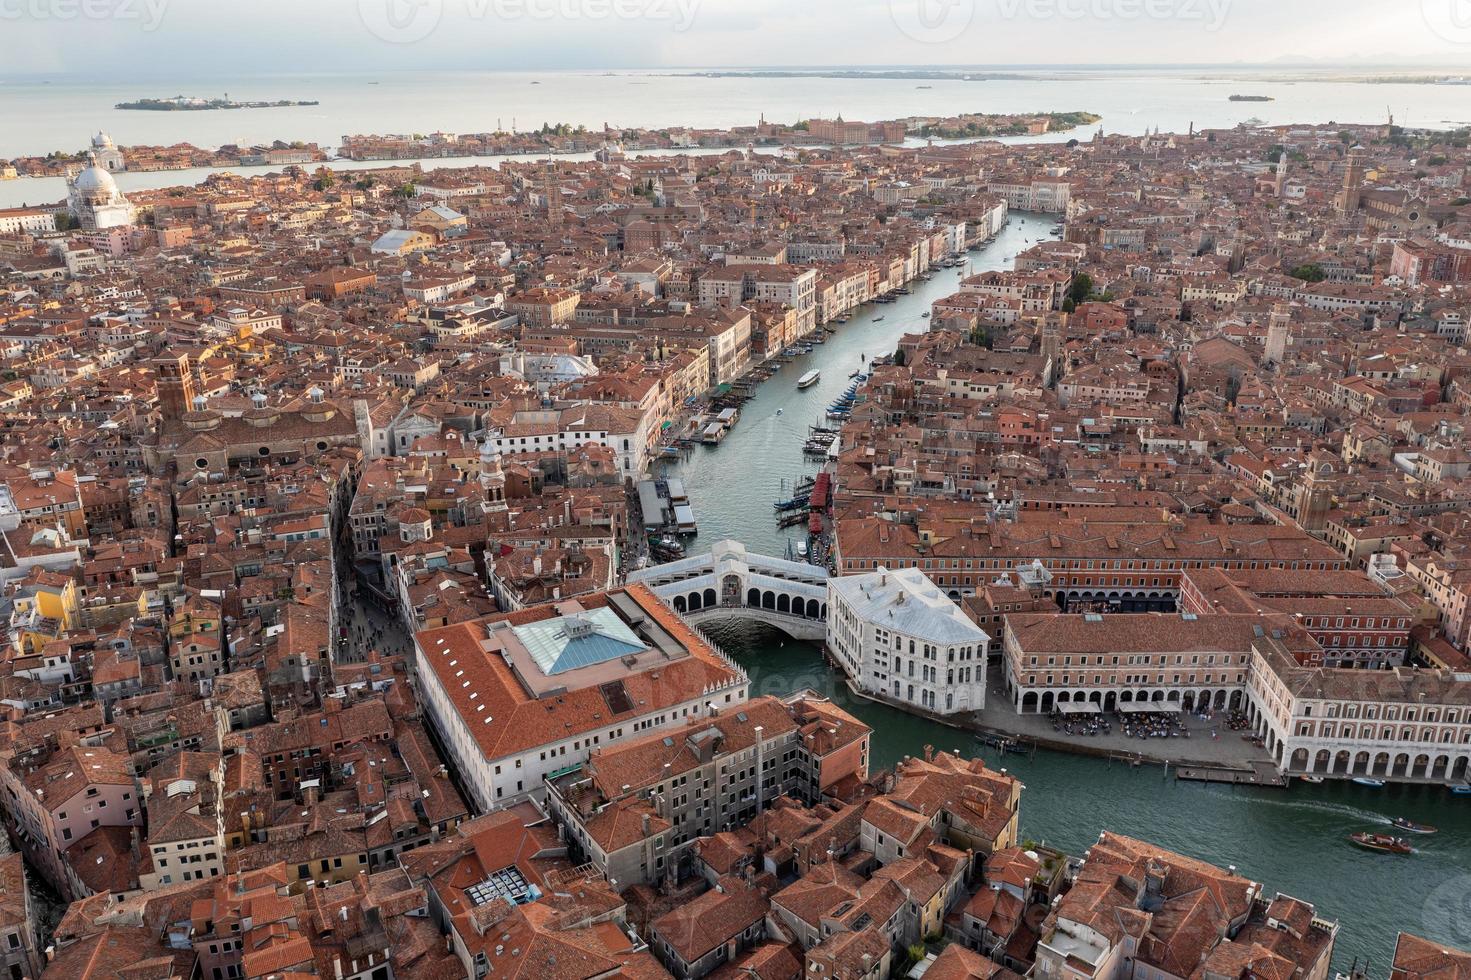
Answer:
[662, 214, 1471, 970]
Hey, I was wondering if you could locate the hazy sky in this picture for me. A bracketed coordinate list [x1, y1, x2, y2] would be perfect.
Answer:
[3, 0, 1470, 76]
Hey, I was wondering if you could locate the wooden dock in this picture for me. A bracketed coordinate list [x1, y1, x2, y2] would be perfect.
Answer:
[1175, 761, 1287, 788]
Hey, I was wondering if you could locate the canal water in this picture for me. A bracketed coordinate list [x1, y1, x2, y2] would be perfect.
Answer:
[662, 212, 1060, 557]
[666, 216, 1471, 970]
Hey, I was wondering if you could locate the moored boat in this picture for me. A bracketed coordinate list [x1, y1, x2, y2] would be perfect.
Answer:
[1348, 832, 1413, 854]
[1391, 817, 1438, 835]
[1352, 777, 1386, 788]
[1300, 775, 1324, 784]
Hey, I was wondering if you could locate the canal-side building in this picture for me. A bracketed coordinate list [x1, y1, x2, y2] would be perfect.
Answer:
[1035, 832, 1338, 980]
[1244, 634, 1471, 784]
[1392, 933, 1471, 980]
[1001, 611, 1269, 716]
[414, 583, 750, 812]
[834, 516, 1348, 610]
[827, 567, 990, 716]
[1179, 565, 1417, 669]
[542, 692, 871, 889]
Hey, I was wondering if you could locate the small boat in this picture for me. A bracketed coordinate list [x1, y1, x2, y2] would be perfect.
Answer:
[1300, 775, 1325, 784]
[872, 316, 885, 322]
[1391, 818, 1438, 835]
[775, 408, 783, 416]
[921, 312, 931, 318]
[1353, 777, 1386, 788]
[797, 370, 821, 390]
[1453, 784, 1471, 796]
[1349, 833, 1413, 854]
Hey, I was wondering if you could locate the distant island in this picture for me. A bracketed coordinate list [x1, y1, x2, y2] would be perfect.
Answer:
[1229, 95, 1275, 102]
[914, 111, 1102, 140]
[116, 95, 319, 112]
[675, 69, 1035, 82]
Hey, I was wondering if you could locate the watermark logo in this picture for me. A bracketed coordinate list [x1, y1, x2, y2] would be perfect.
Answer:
[1423, 875, 1471, 948]
[1422, 0, 1471, 44]
[890, 0, 976, 44]
[0, 0, 168, 30]
[994, 0, 1231, 31]
[358, 0, 700, 43]
[358, 0, 443, 44]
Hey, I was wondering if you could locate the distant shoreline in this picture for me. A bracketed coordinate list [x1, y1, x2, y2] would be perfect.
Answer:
[115, 97, 320, 112]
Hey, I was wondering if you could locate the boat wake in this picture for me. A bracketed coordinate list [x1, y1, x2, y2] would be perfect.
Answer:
[1197, 790, 1389, 825]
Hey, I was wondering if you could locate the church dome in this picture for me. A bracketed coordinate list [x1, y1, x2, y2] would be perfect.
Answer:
[73, 156, 118, 197]
[92, 132, 115, 150]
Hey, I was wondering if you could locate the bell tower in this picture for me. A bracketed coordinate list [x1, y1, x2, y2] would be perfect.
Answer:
[1265, 303, 1291, 368]
[154, 353, 196, 422]
[1338, 152, 1365, 215]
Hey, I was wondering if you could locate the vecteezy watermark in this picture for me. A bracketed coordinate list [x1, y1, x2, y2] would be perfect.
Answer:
[0, 0, 168, 30]
[1422, 0, 1471, 45]
[358, 0, 699, 44]
[995, 0, 1231, 31]
[891, 0, 1231, 44]
[890, 0, 976, 44]
[1423, 874, 1471, 948]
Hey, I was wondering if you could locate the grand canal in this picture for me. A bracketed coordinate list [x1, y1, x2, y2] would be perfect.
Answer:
[662, 214, 1471, 971]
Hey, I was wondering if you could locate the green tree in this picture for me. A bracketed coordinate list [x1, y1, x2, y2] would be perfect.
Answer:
[1068, 273, 1095, 307]
[1291, 264, 1326, 283]
[893, 348, 907, 367]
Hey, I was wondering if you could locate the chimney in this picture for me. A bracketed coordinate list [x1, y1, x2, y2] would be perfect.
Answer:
[641, 813, 651, 836]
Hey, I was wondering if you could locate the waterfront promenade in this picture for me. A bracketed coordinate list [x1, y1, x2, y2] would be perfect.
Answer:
[840, 664, 1275, 771]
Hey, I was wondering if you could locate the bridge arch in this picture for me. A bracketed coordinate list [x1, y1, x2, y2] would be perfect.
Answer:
[628, 539, 833, 642]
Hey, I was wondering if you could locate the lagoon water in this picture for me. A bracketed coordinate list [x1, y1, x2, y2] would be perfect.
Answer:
[3, 65, 1470, 205]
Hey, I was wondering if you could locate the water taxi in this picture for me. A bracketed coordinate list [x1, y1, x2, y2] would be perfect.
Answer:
[797, 370, 821, 389]
[1348, 832, 1413, 854]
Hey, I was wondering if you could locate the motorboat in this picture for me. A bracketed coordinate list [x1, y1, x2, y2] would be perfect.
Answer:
[1353, 777, 1386, 788]
[1348, 832, 1413, 854]
[1299, 775, 1325, 784]
[1391, 817, 1438, 835]
[797, 370, 821, 389]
